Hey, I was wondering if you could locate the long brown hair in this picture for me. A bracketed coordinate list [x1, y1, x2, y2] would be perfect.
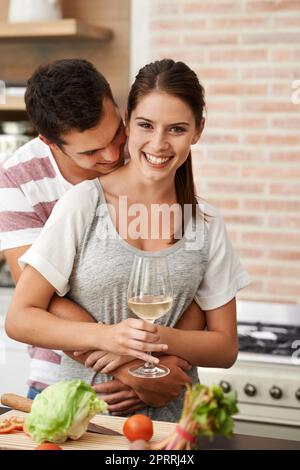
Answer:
[127, 59, 205, 223]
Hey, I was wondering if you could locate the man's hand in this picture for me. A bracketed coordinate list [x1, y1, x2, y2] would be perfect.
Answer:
[92, 380, 145, 416]
[113, 355, 193, 408]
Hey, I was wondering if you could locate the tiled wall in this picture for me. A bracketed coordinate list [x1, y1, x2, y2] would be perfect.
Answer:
[132, 0, 300, 304]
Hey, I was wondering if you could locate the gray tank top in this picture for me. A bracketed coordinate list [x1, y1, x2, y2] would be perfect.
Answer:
[60, 179, 209, 422]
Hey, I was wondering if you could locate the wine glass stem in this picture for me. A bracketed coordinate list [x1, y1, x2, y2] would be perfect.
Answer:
[145, 352, 153, 368]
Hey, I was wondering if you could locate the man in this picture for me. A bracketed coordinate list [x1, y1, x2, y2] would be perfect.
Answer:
[0, 59, 204, 414]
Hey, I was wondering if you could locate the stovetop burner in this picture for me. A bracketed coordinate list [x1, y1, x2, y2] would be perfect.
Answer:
[238, 322, 300, 356]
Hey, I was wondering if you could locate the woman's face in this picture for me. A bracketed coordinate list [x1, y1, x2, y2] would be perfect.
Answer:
[126, 91, 202, 182]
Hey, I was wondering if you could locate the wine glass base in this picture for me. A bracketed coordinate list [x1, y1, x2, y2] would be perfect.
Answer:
[128, 365, 170, 378]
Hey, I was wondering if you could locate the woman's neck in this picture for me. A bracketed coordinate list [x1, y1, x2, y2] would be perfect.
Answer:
[110, 161, 177, 204]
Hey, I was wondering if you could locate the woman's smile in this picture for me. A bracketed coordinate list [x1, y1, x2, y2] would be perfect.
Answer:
[142, 151, 174, 169]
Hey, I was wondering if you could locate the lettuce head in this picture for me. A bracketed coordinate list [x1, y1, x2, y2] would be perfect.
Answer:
[25, 379, 108, 443]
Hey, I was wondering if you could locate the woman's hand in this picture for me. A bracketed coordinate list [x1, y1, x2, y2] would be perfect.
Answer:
[75, 350, 134, 374]
[98, 318, 168, 364]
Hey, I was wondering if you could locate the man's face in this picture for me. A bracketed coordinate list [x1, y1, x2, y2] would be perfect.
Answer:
[57, 98, 126, 174]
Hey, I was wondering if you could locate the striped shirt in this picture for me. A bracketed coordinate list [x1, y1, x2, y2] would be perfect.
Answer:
[0, 137, 73, 389]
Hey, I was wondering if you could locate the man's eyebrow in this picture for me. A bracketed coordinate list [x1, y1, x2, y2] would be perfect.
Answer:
[77, 119, 123, 155]
[135, 117, 190, 126]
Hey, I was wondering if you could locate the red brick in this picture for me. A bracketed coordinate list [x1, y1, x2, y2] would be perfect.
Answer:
[204, 198, 239, 210]
[241, 67, 300, 79]
[271, 49, 300, 62]
[244, 134, 300, 146]
[202, 133, 239, 145]
[184, 33, 237, 46]
[271, 117, 300, 129]
[205, 101, 239, 112]
[151, 2, 180, 16]
[240, 280, 265, 293]
[270, 183, 300, 196]
[270, 83, 295, 97]
[152, 35, 180, 47]
[152, 48, 206, 63]
[209, 49, 267, 62]
[235, 247, 265, 258]
[240, 101, 297, 113]
[243, 32, 300, 45]
[267, 266, 300, 277]
[273, 17, 300, 28]
[199, 164, 239, 177]
[208, 83, 267, 95]
[210, 17, 269, 29]
[207, 149, 268, 162]
[183, 2, 239, 14]
[269, 250, 300, 261]
[269, 151, 300, 163]
[210, 117, 268, 129]
[207, 182, 265, 194]
[242, 199, 300, 212]
[150, 20, 207, 30]
[267, 282, 300, 296]
[246, 1, 300, 13]
[242, 232, 300, 246]
[242, 166, 300, 178]
[268, 216, 300, 229]
[245, 264, 270, 276]
[196, 67, 238, 79]
[224, 214, 264, 226]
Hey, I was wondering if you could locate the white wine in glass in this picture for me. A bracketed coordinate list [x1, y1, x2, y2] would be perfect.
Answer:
[127, 256, 173, 378]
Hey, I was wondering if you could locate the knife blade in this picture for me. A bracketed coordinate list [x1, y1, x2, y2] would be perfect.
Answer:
[1, 393, 121, 436]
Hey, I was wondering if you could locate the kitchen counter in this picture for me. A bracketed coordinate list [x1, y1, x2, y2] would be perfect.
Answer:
[1, 407, 299, 450]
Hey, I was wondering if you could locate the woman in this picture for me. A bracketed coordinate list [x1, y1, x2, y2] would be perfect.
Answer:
[6, 59, 249, 422]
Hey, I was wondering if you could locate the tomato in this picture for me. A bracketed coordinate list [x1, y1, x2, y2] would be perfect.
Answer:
[0, 419, 15, 434]
[35, 443, 63, 450]
[9, 416, 25, 431]
[123, 414, 153, 442]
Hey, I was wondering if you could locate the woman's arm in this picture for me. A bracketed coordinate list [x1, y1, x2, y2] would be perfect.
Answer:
[5, 265, 168, 364]
[157, 298, 238, 368]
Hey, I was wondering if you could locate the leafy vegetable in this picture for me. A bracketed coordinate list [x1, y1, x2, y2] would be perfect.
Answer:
[152, 383, 239, 450]
[25, 379, 107, 444]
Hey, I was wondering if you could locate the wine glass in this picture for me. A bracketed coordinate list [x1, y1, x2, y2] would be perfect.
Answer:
[127, 256, 173, 378]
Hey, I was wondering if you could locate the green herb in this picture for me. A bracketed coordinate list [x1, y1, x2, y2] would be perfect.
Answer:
[152, 383, 238, 450]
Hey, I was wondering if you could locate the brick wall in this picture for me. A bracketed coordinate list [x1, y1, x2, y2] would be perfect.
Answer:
[138, 0, 300, 304]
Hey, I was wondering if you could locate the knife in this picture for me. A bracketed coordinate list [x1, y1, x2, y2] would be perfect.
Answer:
[0, 393, 122, 436]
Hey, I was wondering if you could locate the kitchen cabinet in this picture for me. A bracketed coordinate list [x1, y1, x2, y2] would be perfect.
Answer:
[0, 0, 130, 115]
[0, 18, 112, 40]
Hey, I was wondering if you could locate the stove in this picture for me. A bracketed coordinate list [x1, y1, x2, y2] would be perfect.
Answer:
[197, 301, 300, 439]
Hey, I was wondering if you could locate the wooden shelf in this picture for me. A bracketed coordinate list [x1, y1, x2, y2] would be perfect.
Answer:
[0, 96, 25, 111]
[0, 19, 113, 40]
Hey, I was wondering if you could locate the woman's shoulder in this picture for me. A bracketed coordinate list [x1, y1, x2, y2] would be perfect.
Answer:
[196, 196, 223, 219]
[52, 178, 100, 215]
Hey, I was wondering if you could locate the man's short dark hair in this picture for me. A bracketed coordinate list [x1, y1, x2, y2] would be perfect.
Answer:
[25, 58, 116, 145]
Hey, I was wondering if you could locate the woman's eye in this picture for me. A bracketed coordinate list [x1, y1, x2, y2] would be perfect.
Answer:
[170, 126, 186, 133]
[138, 122, 152, 129]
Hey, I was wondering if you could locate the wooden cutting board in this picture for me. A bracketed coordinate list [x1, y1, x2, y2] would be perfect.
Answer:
[0, 410, 175, 450]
